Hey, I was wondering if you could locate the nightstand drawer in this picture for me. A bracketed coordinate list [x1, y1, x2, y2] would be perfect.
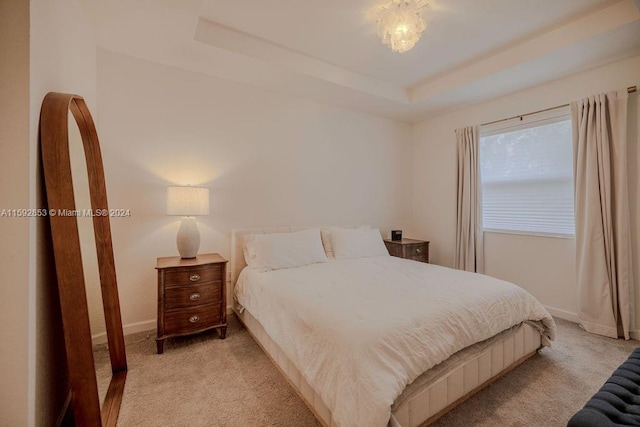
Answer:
[164, 304, 222, 335]
[407, 254, 428, 263]
[405, 244, 427, 258]
[384, 238, 429, 263]
[164, 281, 222, 309]
[164, 265, 222, 286]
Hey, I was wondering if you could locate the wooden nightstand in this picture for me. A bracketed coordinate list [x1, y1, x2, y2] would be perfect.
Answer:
[155, 253, 228, 354]
[384, 238, 430, 263]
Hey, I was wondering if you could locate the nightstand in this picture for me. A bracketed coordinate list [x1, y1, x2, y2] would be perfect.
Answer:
[155, 253, 228, 354]
[384, 238, 430, 263]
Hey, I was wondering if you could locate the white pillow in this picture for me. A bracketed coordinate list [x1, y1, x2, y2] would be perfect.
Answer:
[331, 228, 389, 259]
[320, 225, 369, 258]
[244, 229, 328, 271]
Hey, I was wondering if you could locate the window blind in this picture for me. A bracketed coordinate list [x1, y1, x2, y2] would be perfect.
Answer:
[480, 111, 575, 237]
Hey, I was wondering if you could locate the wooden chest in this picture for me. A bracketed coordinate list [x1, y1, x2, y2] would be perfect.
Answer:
[155, 253, 228, 354]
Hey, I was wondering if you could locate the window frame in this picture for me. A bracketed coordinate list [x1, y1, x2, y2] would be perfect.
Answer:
[479, 106, 575, 239]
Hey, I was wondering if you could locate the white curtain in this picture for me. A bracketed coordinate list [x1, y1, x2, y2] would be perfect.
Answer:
[572, 90, 632, 339]
[454, 126, 484, 273]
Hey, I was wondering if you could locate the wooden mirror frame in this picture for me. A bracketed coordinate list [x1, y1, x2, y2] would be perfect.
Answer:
[40, 92, 127, 426]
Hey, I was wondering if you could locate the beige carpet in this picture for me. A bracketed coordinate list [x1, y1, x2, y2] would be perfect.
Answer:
[95, 316, 638, 426]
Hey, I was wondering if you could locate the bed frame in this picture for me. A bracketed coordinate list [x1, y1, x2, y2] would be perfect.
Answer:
[230, 227, 542, 426]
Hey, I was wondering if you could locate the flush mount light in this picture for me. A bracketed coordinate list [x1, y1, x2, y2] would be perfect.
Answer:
[376, 0, 428, 53]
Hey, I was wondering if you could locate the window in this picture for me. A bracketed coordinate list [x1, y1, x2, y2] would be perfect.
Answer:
[480, 108, 574, 237]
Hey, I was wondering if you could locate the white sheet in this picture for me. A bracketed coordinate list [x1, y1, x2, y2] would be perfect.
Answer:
[235, 256, 555, 427]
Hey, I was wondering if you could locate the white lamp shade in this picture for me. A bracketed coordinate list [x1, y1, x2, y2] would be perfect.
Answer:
[166, 186, 210, 216]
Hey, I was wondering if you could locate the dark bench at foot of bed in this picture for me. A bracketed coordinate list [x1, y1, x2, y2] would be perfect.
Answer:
[568, 348, 640, 426]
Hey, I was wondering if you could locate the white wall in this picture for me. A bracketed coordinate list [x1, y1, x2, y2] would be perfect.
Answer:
[0, 1, 31, 424]
[412, 55, 640, 329]
[97, 49, 413, 333]
[29, 0, 97, 423]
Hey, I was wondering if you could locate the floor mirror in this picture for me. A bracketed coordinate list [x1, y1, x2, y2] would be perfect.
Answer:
[40, 92, 127, 426]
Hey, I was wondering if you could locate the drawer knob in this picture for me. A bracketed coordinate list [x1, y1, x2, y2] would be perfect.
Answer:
[189, 315, 200, 323]
[189, 293, 201, 301]
[189, 274, 201, 282]
[416, 248, 422, 253]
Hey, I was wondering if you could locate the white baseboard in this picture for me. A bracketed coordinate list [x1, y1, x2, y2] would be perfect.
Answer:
[92, 307, 234, 345]
[544, 306, 640, 341]
[92, 319, 156, 345]
[102, 307, 640, 345]
[123, 318, 157, 336]
[544, 305, 578, 323]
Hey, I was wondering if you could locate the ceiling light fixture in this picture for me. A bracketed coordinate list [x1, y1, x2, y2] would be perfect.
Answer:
[376, 0, 427, 53]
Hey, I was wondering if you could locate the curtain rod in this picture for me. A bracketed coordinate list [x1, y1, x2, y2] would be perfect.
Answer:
[480, 85, 637, 128]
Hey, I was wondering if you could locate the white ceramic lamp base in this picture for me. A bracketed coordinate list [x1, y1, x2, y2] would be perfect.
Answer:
[176, 217, 200, 258]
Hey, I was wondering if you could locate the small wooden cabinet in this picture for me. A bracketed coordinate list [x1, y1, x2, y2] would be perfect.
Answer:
[155, 253, 228, 354]
[384, 238, 430, 263]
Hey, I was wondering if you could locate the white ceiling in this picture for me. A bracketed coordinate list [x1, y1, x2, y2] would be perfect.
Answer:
[86, 0, 640, 122]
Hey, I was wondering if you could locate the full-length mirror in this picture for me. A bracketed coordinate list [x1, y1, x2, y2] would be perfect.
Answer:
[67, 112, 109, 404]
[40, 92, 127, 426]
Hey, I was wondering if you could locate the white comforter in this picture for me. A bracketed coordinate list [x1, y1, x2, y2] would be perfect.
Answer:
[235, 256, 555, 427]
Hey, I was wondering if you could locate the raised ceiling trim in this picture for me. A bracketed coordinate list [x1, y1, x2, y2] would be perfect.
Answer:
[194, 17, 409, 103]
[409, 0, 640, 104]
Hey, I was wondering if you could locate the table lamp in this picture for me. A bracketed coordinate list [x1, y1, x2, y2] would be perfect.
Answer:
[166, 186, 210, 258]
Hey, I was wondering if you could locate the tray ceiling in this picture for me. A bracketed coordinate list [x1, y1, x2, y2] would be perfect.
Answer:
[86, 0, 640, 122]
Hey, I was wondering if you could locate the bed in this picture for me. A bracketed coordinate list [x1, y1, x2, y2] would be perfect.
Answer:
[230, 227, 556, 427]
